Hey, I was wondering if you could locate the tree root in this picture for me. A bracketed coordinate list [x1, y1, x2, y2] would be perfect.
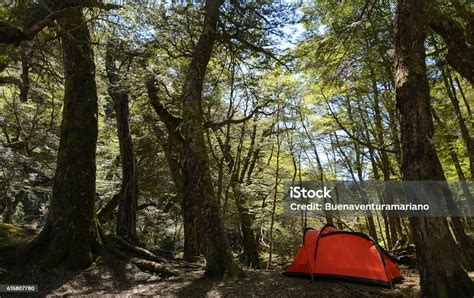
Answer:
[112, 236, 167, 263]
[132, 258, 178, 277]
[110, 236, 178, 277]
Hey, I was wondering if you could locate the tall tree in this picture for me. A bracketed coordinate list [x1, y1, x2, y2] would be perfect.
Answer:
[146, 77, 200, 261]
[432, 109, 474, 268]
[180, 0, 240, 277]
[394, 0, 473, 295]
[215, 125, 261, 268]
[371, 74, 399, 248]
[267, 106, 281, 269]
[105, 41, 139, 243]
[29, 3, 103, 268]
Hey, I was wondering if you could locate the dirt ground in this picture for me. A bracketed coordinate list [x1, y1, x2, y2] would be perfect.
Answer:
[0, 225, 470, 297]
[4, 255, 423, 297]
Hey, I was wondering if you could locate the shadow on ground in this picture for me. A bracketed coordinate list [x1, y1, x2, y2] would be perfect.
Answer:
[37, 260, 423, 297]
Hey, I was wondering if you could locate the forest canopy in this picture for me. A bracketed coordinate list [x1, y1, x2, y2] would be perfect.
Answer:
[0, 0, 473, 296]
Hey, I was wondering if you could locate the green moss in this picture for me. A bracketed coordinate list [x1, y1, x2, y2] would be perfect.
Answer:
[0, 223, 28, 247]
[0, 224, 36, 273]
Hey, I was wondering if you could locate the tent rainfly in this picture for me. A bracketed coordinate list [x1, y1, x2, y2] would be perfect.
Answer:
[283, 224, 403, 287]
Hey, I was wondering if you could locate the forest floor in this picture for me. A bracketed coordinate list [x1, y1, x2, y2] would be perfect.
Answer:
[8, 255, 424, 297]
[1, 224, 473, 297]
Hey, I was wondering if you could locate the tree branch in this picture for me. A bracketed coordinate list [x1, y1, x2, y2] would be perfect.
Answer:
[430, 12, 474, 85]
[205, 105, 265, 130]
[145, 76, 183, 131]
[323, 94, 396, 154]
[0, 76, 23, 88]
[0, 1, 121, 46]
[221, 31, 289, 70]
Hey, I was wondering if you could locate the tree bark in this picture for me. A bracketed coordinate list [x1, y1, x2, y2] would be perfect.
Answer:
[394, 0, 474, 295]
[105, 42, 139, 244]
[30, 5, 103, 268]
[19, 49, 30, 102]
[180, 0, 240, 277]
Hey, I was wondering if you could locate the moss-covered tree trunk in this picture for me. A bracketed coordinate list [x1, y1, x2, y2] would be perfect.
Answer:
[164, 132, 201, 261]
[173, 139, 201, 262]
[146, 78, 200, 261]
[105, 42, 139, 243]
[237, 124, 261, 268]
[232, 185, 260, 268]
[394, 0, 474, 295]
[31, 5, 103, 268]
[430, 11, 474, 85]
[181, 0, 240, 277]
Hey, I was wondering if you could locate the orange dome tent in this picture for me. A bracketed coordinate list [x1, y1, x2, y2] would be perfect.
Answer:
[283, 224, 403, 287]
